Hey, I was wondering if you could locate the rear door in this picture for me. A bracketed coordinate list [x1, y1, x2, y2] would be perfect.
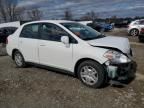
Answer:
[18, 23, 40, 63]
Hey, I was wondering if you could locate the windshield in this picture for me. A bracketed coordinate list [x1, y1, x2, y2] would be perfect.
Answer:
[61, 22, 105, 40]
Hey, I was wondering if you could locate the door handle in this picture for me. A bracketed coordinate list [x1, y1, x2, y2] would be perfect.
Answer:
[40, 45, 46, 46]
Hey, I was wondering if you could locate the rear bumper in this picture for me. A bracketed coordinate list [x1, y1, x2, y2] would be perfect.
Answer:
[106, 61, 137, 81]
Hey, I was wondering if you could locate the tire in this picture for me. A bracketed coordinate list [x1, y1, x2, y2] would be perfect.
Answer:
[77, 60, 107, 88]
[130, 29, 139, 36]
[139, 38, 142, 42]
[14, 51, 26, 68]
[138, 36, 144, 42]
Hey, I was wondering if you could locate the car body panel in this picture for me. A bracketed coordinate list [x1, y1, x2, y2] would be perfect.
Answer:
[87, 36, 130, 54]
[7, 20, 132, 74]
[128, 19, 144, 35]
[38, 40, 73, 71]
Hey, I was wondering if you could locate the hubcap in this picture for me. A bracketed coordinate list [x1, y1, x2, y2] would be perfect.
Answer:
[131, 30, 138, 36]
[15, 53, 23, 66]
[80, 66, 98, 85]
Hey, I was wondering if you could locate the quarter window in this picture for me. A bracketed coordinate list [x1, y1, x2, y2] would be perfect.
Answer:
[20, 24, 39, 39]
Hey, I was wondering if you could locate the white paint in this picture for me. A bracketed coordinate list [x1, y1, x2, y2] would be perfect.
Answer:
[127, 19, 144, 35]
[0, 21, 21, 28]
[88, 36, 130, 54]
[6, 20, 132, 72]
[78, 21, 92, 25]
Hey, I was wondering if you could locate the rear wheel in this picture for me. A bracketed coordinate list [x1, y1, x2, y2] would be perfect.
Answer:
[130, 29, 139, 36]
[14, 51, 26, 68]
[77, 60, 107, 88]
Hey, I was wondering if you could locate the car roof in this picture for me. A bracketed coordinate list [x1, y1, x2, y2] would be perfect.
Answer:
[23, 20, 75, 26]
[133, 19, 144, 22]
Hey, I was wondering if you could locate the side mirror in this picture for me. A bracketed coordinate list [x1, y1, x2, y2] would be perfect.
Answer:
[61, 36, 70, 47]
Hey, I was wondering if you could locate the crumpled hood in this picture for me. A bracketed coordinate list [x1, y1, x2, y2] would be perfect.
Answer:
[87, 36, 130, 54]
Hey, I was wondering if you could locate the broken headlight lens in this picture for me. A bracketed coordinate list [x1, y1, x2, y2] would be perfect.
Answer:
[104, 50, 131, 64]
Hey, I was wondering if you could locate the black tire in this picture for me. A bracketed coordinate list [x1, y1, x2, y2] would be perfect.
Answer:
[138, 36, 144, 42]
[130, 29, 139, 36]
[77, 60, 107, 88]
[139, 38, 142, 42]
[14, 51, 26, 68]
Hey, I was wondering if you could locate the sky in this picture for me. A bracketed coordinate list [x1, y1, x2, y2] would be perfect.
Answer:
[17, 0, 144, 19]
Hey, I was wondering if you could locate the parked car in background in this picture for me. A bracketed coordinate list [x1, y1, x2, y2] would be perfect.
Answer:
[78, 21, 93, 25]
[0, 21, 21, 43]
[87, 22, 103, 32]
[7, 20, 135, 88]
[114, 20, 129, 28]
[79, 21, 113, 32]
[138, 28, 144, 42]
[87, 22, 113, 32]
[0, 27, 18, 43]
[0, 21, 21, 28]
[97, 22, 113, 31]
[0, 21, 32, 43]
[128, 19, 144, 36]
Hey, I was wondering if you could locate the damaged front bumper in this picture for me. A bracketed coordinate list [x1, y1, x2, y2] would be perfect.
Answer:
[105, 60, 137, 81]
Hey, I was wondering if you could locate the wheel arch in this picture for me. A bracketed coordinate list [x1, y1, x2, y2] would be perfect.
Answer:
[130, 28, 139, 35]
[74, 58, 103, 77]
[130, 28, 139, 31]
[12, 49, 20, 60]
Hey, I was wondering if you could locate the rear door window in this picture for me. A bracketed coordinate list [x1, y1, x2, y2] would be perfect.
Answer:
[20, 24, 39, 39]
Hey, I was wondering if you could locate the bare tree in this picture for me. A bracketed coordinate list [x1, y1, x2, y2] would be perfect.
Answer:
[80, 11, 98, 21]
[0, 0, 24, 22]
[64, 8, 73, 20]
[0, 0, 7, 22]
[6, 0, 17, 21]
[27, 8, 42, 21]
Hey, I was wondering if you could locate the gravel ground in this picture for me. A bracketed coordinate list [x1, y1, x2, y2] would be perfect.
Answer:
[0, 28, 144, 108]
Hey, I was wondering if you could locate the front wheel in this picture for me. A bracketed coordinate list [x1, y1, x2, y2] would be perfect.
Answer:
[14, 51, 26, 68]
[77, 60, 107, 88]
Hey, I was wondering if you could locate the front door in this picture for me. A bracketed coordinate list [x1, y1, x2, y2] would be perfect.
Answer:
[38, 23, 73, 71]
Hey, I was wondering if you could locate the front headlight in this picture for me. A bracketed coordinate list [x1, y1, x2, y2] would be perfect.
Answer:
[104, 50, 131, 64]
